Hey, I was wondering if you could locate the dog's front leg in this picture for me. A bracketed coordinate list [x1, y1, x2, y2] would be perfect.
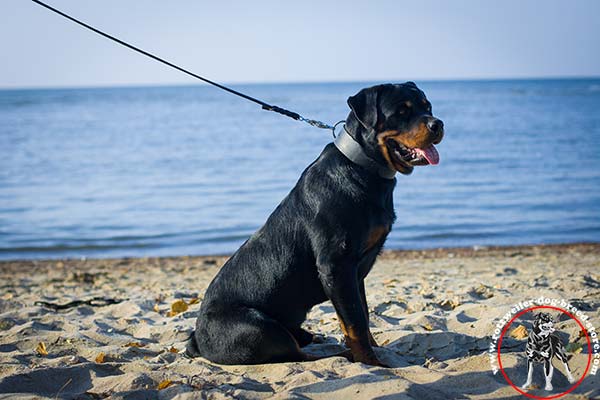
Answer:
[317, 259, 383, 366]
[544, 360, 554, 391]
[521, 359, 533, 389]
[555, 347, 576, 384]
[359, 279, 378, 347]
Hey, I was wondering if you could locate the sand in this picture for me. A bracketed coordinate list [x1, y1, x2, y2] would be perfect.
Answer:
[0, 243, 598, 399]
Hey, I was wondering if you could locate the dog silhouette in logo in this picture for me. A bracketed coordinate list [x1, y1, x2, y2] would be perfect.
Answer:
[521, 312, 576, 391]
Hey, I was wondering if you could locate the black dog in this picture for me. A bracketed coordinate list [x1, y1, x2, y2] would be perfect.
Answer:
[522, 313, 576, 391]
[187, 82, 444, 366]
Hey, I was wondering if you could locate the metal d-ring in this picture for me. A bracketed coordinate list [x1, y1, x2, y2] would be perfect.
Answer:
[332, 120, 345, 138]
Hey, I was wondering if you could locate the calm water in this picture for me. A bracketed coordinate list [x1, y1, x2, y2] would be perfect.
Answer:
[1, 79, 599, 260]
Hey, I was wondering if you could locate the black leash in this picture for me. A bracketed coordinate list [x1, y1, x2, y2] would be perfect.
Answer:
[31, 0, 338, 135]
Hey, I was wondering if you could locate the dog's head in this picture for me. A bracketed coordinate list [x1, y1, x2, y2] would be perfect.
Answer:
[533, 312, 555, 337]
[346, 82, 444, 175]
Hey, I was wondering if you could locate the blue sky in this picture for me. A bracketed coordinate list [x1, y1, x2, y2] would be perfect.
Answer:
[2, 0, 600, 88]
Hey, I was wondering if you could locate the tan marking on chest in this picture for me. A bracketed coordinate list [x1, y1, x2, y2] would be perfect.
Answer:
[364, 226, 389, 251]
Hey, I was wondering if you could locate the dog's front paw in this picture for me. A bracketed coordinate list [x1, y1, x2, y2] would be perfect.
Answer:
[545, 382, 553, 391]
[521, 382, 531, 390]
[354, 353, 389, 368]
[568, 375, 577, 384]
[370, 358, 392, 368]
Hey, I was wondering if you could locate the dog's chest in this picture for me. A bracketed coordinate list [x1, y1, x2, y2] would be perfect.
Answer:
[360, 193, 394, 256]
[527, 333, 554, 362]
[363, 225, 390, 253]
[356, 223, 391, 278]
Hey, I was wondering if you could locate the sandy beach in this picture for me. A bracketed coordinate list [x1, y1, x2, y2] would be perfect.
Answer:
[0, 243, 598, 399]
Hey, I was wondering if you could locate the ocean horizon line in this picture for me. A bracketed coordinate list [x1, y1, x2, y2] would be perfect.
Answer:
[1, 75, 599, 92]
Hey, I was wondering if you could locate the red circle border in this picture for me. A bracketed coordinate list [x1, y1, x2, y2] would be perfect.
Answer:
[496, 305, 593, 399]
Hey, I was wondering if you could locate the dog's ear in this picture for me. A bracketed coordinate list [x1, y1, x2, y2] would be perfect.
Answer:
[347, 86, 383, 131]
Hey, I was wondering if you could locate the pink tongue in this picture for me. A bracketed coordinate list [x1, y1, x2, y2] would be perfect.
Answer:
[415, 144, 439, 165]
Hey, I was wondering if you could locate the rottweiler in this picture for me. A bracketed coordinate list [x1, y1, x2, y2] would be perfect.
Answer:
[187, 82, 444, 366]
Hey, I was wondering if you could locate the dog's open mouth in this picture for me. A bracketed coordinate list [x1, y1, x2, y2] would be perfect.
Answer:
[386, 139, 440, 168]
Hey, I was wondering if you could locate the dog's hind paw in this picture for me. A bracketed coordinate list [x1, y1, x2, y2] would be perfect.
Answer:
[521, 382, 531, 390]
[545, 383, 553, 391]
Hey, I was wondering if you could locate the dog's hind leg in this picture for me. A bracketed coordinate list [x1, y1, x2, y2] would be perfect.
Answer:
[193, 306, 309, 365]
[522, 359, 534, 389]
[555, 346, 576, 384]
[562, 360, 576, 384]
[544, 360, 554, 391]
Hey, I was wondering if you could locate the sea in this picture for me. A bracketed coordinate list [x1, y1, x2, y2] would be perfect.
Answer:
[1, 79, 599, 260]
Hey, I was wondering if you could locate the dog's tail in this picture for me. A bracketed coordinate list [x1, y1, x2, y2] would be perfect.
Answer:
[185, 330, 201, 358]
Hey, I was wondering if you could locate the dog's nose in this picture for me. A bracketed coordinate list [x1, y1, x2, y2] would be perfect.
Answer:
[427, 119, 444, 143]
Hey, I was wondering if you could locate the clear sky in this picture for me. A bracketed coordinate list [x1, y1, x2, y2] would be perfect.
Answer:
[2, 0, 600, 88]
